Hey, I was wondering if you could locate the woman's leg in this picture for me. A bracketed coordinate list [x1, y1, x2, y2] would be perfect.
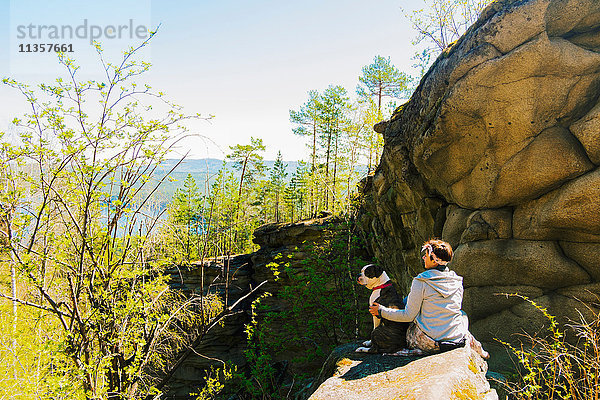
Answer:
[466, 332, 490, 359]
[460, 312, 489, 359]
[406, 322, 439, 353]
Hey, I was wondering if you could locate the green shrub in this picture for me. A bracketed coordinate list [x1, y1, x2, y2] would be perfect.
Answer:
[260, 225, 370, 367]
[499, 296, 600, 400]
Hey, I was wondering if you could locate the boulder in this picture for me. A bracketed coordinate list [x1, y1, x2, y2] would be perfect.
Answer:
[559, 241, 600, 281]
[490, 126, 593, 206]
[452, 240, 591, 288]
[356, 0, 600, 362]
[460, 208, 513, 243]
[417, 31, 600, 209]
[570, 102, 600, 164]
[513, 168, 600, 241]
[308, 343, 497, 400]
[556, 282, 600, 305]
[252, 215, 341, 248]
[463, 285, 544, 321]
[442, 205, 473, 249]
[471, 293, 600, 343]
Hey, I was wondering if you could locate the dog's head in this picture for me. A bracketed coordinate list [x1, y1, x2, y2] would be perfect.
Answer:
[357, 264, 384, 289]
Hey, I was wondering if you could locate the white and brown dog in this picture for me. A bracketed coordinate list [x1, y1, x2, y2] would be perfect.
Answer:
[356, 264, 409, 353]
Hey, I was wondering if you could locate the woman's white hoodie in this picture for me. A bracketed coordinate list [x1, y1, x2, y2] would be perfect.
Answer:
[378, 269, 467, 342]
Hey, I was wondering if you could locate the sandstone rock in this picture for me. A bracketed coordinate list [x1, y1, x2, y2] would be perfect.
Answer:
[252, 215, 341, 248]
[452, 240, 591, 288]
[490, 126, 593, 206]
[413, 31, 600, 209]
[463, 285, 543, 321]
[484, 0, 548, 51]
[442, 205, 473, 249]
[559, 241, 600, 280]
[441, 206, 513, 248]
[356, 0, 600, 365]
[556, 282, 600, 305]
[471, 293, 600, 343]
[570, 102, 600, 164]
[309, 343, 497, 400]
[513, 168, 600, 241]
[460, 208, 512, 243]
[545, 0, 600, 37]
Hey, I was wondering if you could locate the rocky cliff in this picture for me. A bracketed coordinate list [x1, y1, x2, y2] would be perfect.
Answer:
[164, 216, 370, 398]
[164, 254, 254, 398]
[358, 0, 600, 351]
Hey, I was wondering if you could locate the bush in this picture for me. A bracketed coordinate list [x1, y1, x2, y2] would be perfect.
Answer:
[500, 296, 600, 400]
[261, 224, 370, 366]
[200, 223, 372, 399]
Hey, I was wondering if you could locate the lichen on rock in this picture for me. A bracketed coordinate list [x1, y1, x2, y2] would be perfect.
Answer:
[308, 343, 497, 400]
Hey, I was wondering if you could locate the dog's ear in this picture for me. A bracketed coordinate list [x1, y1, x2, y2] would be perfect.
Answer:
[364, 264, 384, 279]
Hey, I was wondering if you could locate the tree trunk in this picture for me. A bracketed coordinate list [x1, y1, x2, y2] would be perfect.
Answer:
[325, 131, 332, 211]
[10, 248, 17, 380]
[234, 156, 249, 245]
[333, 129, 338, 212]
[311, 122, 317, 217]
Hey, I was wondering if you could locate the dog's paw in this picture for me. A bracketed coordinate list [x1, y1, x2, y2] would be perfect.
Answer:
[387, 348, 425, 357]
[362, 340, 372, 347]
[355, 346, 371, 353]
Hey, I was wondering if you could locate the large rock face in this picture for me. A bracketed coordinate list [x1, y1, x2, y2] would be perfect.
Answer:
[357, 0, 600, 348]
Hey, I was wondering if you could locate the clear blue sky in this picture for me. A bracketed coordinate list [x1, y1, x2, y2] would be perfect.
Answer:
[1, 0, 426, 161]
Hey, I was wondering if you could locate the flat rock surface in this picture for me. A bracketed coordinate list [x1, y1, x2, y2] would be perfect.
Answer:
[309, 343, 497, 400]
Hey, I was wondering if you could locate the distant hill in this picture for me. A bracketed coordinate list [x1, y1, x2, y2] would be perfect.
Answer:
[152, 158, 303, 202]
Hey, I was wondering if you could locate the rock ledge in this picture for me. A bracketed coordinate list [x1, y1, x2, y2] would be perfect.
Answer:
[309, 343, 498, 400]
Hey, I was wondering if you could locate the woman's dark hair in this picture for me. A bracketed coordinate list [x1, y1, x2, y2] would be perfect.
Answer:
[423, 239, 453, 262]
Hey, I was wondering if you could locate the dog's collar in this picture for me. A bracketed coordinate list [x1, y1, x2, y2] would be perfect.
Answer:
[372, 282, 392, 290]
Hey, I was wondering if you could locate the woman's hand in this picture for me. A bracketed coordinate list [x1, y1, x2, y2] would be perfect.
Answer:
[369, 302, 381, 316]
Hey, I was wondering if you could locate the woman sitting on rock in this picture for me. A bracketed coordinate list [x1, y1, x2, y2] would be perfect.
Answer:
[369, 239, 489, 358]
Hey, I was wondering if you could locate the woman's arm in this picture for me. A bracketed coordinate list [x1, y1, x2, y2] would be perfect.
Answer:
[370, 279, 423, 322]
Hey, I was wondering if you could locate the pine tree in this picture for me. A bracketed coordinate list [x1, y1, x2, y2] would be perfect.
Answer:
[170, 174, 203, 261]
[356, 55, 411, 118]
[268, 152, 288, 223]
[284, 162, 309, 222]
[290, 90, 321, 217]
[225, 138, 265, 252]
[319, 85, 351, 211]
[290, 90, 321, 176]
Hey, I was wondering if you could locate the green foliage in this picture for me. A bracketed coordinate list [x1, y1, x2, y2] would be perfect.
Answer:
[499, 295, 600, 400]
[227, 137, 266, 191]
[266, 152, 288, 223]
[242, 293, 284, 399]
[289, 85, 361, 215]
[193, 364, 239, 400]
[0, 303, 85, 399]
[405, 0, 492, 76]
[165, 173, 205, 263]
[254, 225, 369, 368]
[283, 163, 309, 222]
[0, 33, 222, 399]
[356, 55, 412, 113]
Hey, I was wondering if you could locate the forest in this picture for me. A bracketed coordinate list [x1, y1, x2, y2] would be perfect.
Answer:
[0, 1, 535, 399]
